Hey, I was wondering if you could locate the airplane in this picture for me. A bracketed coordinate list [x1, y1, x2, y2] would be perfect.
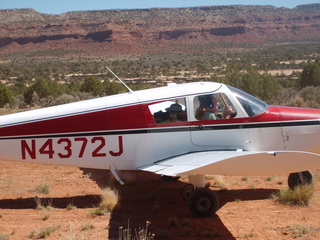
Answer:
[1, 70, 320, 217]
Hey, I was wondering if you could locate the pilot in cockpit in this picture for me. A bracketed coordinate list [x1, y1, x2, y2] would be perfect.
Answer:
[195, 94, 235, 120]
[202, 95, 219, 120]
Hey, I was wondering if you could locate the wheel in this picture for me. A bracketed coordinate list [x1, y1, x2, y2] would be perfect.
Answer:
[288, 171, 313, 190]
[188, 187, 219, 217]
[180, 184, 194, 201]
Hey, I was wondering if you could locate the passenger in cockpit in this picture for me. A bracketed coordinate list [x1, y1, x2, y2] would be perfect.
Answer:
[164, 103, 185, 122]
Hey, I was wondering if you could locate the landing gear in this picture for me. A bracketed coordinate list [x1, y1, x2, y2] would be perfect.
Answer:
[188, 187, 219, 217]
[180, 184, 194, 201]
[182, 174, 219, 217]
[288, 171, 313, 190]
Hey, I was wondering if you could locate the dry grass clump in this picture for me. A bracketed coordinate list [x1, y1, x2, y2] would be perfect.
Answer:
[66, 203, 77, 210]
[272, 184, 315, 206]
[0, 233, 9, 240]
[285, 225, 310, 238]
[34, 197, 53, 210]
[91, 187, 120, 216]
[29, 226, 59, 239]
[99, 187, 120, 210]
[205, 175, 227, 189]
[35, 183, 50, 194]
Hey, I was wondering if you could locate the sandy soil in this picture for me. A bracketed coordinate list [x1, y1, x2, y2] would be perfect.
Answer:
[0, 160, 320, 240]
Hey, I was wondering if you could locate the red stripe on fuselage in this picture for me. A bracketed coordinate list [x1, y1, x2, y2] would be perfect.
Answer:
[0, 104, 152, 137]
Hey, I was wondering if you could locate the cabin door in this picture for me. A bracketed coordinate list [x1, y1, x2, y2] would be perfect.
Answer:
[190, 121, 250, 150]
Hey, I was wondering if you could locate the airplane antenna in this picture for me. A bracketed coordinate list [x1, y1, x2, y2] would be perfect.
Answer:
[106, 66, 134, 93]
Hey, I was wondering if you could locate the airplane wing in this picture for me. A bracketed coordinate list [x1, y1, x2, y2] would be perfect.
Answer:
[140, 150, 320, 176]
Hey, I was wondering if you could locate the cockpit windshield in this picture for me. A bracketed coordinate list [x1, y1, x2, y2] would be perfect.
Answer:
[227, 85, 269, 117]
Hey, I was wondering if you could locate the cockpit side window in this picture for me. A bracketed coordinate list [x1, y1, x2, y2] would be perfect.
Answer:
[227, 85, 269, 117]
[148, 98, 187, 123]
[194, 93, 237, 120]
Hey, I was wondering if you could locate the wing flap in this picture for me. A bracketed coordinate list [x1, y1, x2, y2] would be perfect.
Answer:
[140, 151, 320, 176]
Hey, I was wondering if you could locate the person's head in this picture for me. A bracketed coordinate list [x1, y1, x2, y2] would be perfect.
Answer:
[166, 103, 183, 114]
[199, 95, 218, 112]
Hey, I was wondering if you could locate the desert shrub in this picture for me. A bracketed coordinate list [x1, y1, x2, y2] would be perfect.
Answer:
[10, 81, 27, 96]
[271, 86, 320, 108]
[80, 76, 104, 96]
[29, 226, 59, 239]
[0, 82, 14, 107]
[0, 233, 9, 240]
[34, 197, 53, 210]
[298, 86, 320, 108]
[272, 87, 299, 106]
[35, 183, 50, 194]
[24, 77, 63, 104]
[300, 58, 320, 87]
[272, 184, 315, 206]
[49, 93, 80, 105]
[104, 80, 125, 95]
[81, 223, 95, 231]
[90, 187, 120, 216]
[66, 203, 77, 210]
[285, 225, 310, 238]
[99, 187, 120, 211]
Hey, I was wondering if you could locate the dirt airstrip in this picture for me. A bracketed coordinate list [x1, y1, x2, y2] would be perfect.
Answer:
[0, 160, 320, 239]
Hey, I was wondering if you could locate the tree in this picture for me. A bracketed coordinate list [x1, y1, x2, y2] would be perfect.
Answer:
[0, 82, 14, 107]
[300, 58, 320, 87]
[224, 61, 242, 89]
[103, 80, 124, 96]
[10, 82, 27, 96]
[80, 76, 104, 96]
[66, 81, 82, 94]
[24, 77, 63, 104]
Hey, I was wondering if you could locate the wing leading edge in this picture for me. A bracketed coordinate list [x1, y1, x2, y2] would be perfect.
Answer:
[140, 150, 320, 176]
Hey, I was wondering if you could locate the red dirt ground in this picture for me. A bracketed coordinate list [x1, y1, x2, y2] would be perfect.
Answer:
[0, 160, 320, 239]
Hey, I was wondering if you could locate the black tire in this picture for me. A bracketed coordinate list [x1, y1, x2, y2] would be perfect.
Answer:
[288, 171, 313, 190]
[188, 188, 219, 217]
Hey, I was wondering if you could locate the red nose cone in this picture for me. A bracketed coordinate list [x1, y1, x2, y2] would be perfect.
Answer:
[274, 106, 320, 121]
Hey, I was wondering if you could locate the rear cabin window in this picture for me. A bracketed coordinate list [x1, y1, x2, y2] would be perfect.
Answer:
[193, 93, 237, 120]
[148, 98, 187, 123]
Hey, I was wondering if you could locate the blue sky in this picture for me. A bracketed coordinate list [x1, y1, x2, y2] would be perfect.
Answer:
[1, 0, 318, 14]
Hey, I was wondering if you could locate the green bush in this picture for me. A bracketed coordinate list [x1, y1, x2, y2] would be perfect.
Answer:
[0, 82, 13, 107]
[300, 58, 320, 87]
[24, 77, 63, 104]
[80, 76, 104, 96]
